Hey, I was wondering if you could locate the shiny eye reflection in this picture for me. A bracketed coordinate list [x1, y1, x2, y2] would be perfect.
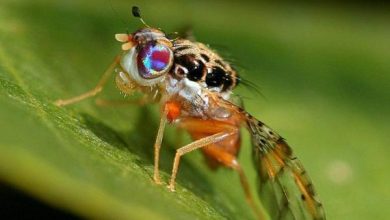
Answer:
[137, 43, 173, 79]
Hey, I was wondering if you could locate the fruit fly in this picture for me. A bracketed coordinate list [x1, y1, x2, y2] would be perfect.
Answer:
[55, 6, 325, 220]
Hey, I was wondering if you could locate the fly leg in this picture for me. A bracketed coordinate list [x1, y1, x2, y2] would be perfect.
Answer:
[169, 118, 239, 191]
[168, 130, 237, 191]
[202, 147, 267, 220]
[152, 106, 170, 184]
[177, 118, 266, 220]
[54, 55, 120, 107]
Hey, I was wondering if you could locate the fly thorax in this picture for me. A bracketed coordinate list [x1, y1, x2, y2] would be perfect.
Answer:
[165, 77, 210, 118]
[172, 39, 240, 94]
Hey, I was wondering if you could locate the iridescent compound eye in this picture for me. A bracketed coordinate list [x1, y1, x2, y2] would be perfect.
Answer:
[137, 43, 173, 79]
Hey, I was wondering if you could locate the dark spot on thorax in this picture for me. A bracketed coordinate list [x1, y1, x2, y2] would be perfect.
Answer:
[175, 55, 205, 81]
[206, 66, 225, 87]
[205, 66, 234, 91]
[200, 54, 210, 62]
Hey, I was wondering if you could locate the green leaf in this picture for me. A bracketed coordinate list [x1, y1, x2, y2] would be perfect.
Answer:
[0, 1, 258, 219]
[0, 1, 389, 220]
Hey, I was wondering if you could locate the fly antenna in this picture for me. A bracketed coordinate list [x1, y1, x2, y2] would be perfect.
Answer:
[132, 6, 150, 27]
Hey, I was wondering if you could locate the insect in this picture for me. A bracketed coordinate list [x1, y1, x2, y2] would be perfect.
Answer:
[55, 6, 325, 220]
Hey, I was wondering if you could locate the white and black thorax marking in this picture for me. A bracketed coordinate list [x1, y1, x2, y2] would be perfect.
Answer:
[171, 39, 240, 93]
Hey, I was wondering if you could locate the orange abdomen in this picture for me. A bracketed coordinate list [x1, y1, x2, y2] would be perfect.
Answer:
[178, 117, 242, 169]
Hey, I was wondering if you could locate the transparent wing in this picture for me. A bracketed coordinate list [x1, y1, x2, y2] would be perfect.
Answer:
[245, 115, 325, 220]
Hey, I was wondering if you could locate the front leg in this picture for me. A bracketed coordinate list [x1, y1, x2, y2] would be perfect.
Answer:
[54, 55, 120, 107]
[152, 106, 169, 184]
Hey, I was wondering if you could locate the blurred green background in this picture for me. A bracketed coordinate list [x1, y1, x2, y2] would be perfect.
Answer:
[0, 0, 388, 219]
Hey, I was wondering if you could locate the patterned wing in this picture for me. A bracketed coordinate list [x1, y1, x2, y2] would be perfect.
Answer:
[245, 115, 325, 220]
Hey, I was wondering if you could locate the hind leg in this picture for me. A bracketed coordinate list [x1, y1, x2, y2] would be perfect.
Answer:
[202, 146, 266, 220]
[168, 130, 237, 191]
[176, 118, 266, 219]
